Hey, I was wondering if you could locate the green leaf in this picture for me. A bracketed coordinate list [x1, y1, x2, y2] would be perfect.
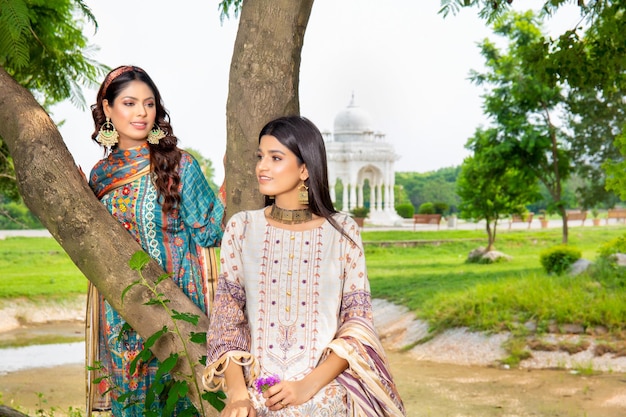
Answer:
[156, 272, 172, 285]
[171, 310, 199, 325]
[202, 390, 227, 411]
[129, 347, 152, 375]
[121, 280, 141, 303]
[117, 322, 133, 342]
[117, 392, 132, 403]
[145, 384, 157, 409]
[144, 326, 168, 349]
[178, 407, 199, 417]
[155, 354, 179, 381]
[165, 380, 188, 412]
[129, 250, 151, 271]
[189, 332, 206, 344]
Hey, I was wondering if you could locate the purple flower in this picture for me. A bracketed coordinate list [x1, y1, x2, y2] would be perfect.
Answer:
[255, 374, 281, 394]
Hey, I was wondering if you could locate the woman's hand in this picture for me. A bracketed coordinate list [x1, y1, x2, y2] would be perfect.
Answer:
[263, 380, 314, 411]
[221, 397, 256, 417]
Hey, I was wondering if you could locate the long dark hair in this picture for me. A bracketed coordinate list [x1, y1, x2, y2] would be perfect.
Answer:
[259, 116, 355, 242]
[91, 65, 181, 214]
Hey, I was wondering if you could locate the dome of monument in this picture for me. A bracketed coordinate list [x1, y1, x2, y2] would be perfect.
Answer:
[333, 95, 373, 135]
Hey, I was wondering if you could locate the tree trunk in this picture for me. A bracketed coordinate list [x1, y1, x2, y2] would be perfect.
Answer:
[0, 67, 216, 415]
[224, 0, 314, 219]
[0, 406, 29, 417]
[485, 220, 495, 252]
[560, 206, 568, 244]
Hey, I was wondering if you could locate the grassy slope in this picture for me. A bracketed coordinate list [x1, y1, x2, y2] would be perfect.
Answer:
[363, 225, 626, 334]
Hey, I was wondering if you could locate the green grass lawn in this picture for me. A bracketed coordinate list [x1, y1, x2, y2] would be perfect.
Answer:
[364, 225, 626, 335]
[0, 237, 88, 300]
[2, 225, 626, 337]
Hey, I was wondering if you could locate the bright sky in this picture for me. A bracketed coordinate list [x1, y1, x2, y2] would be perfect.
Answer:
[51, 0, 583, 182]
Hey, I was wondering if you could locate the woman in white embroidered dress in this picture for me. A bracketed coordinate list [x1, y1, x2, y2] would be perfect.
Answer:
[203, 116, 405, 416]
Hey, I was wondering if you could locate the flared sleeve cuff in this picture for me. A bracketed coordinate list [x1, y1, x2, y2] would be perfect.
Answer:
[202, 351, 258, 392]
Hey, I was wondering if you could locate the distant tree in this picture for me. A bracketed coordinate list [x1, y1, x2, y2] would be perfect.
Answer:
[527, 176, 583, 215]
[0, 195, 43, 229]
[470, 11, 573, 243]
[396, 167, 461, 213]
[184, 148, 220, 193]
[458, 128, 539, 251]
[565, 88, 623, 208]
[442, 0, 626, 210]
[604, 132, 626, 202]
[439, 0, 597, 22]
[394, 183, 412, 207]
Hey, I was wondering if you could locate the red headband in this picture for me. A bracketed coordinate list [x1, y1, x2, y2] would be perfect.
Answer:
[101, 66, 143, 97]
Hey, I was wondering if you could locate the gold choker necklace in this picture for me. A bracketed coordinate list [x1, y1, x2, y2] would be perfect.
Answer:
[269, 204, 313, 224]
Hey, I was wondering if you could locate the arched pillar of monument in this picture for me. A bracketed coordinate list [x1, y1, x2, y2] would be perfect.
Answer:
[349, 183, 357, 211]
[357, 182, 364, 208]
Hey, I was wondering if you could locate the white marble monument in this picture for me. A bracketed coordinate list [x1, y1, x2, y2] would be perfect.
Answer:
[323, 95, 403, 226]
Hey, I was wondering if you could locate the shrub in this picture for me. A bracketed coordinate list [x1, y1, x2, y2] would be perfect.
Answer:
[586, 257, 626, 290]
[597, 234, 626, 259]
[395, 203, 415, 219]
[349, 206, 369, 218]
[0, 200, 44, 229]
[418, 202, 435, 214]
[539, 245, 582, 275]
[433, 202, 449, 215]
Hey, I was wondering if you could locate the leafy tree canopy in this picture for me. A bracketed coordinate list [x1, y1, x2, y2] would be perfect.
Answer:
[0, 0, 108, 200]
[439, 0, 601, 23]
[185, 148, 219, 193]
[1, 0, 107, 109]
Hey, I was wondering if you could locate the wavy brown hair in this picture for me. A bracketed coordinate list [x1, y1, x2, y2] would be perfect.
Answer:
[91, 65, 181, 214]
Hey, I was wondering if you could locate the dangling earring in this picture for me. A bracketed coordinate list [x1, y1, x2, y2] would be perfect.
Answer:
[96, 117, 119, 147]
[147, 124, 166, 144]
[298, 182, 309, 205]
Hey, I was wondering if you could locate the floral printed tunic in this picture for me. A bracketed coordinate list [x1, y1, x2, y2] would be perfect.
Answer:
[87, 144, 224, 417]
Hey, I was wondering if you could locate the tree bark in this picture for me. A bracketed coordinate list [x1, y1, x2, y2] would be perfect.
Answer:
[224, 0, 314, 219]
[0, 67, 216, 415]
[0, 405, 30, 417]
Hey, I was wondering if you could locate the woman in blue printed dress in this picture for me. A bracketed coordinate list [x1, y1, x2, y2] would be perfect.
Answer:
[85, 65, 224, 417]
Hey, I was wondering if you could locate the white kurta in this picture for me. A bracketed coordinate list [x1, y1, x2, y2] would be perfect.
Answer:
[205, 209, 405, 416]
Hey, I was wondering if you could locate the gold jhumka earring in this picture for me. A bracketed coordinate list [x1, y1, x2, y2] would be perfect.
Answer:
[96, 117, 119, 147]
[147, 124, 166, 144]
[297, 182, 309, 205]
